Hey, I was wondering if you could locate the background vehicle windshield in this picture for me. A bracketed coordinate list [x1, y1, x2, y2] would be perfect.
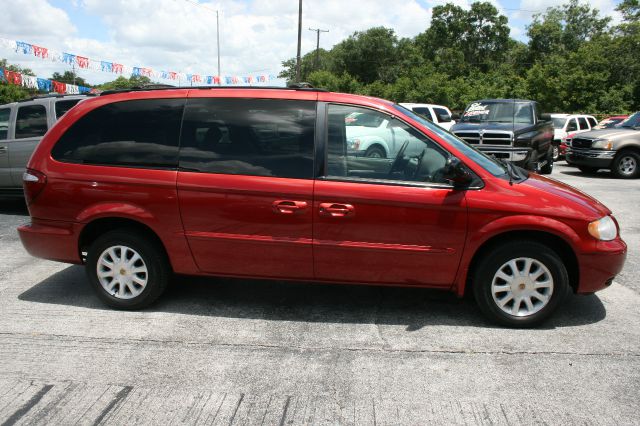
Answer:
[619, 112, 640, 128]
[460, 101, 514, 124]
[552, 117, 567, 128]
[392, 104, 508, 178]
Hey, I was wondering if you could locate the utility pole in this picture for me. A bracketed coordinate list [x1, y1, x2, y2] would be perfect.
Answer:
[308, 27, 329, 70]
[295, 0, 302, 82]
[216, 10, 221, 85]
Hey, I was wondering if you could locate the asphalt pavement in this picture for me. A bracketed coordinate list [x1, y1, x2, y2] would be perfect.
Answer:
[0, 162, 638, 425]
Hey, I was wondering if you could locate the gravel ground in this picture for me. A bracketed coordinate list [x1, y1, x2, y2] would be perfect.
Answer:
[0, 162, 638, 425]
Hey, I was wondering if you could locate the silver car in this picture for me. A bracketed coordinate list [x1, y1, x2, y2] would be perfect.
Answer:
[0, 95, 88, 197]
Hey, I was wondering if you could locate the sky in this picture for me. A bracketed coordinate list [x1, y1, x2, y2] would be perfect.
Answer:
[0, 0, 625, 87]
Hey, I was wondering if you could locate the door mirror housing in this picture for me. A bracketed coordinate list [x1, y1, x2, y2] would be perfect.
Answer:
[443, 157, 473, 188]
[451, 112, 460, 121]
[540, 113, 551, 122]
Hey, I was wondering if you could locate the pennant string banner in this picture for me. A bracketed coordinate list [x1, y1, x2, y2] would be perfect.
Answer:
[0, 37, 276, 85]
[1, 67, 95, 95]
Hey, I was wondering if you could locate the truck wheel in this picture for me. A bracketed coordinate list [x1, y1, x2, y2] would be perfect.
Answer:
[552, 143, 560, 161]
[612, 150, 640, 179]
[86, 229, 171, 310]
[365, 146, 386, 158]
[540, 148, 554, 175]
[473, 241, 568, 328]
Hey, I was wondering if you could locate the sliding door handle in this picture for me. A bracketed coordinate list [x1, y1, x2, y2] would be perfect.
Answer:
[319, 203, 355, 218]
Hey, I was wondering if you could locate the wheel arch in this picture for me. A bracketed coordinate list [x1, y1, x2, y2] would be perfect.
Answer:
[461, 229, 579, 297]
[363, 140, 389, 157]
[78, 217, 171, 270]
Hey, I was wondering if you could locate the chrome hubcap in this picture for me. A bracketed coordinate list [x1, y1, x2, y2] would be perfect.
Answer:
[491, 257, 554, 317]
[619, 156, 636, 175]
[97, 245, 148, 299]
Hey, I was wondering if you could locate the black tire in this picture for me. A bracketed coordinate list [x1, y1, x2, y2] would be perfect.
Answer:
[540, 147, 554, 175]
[473, 241, 569, 328]
[86, 229, 171, 310]
[578, 166, 599, 174]
[365, 145, 386, 158]
[611, 150, 640, 179]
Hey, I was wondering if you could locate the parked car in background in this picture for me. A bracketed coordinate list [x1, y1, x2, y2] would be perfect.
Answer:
[550, 114, 598, 161]
[595, 115, 629, 129]
[559, 132, 575, 159]
[0, 94, 89, 197]
[450, 99, 554, 174]
[566, 111, 640, 178]
[18, 86, 627, 327]
[399, 103, 455, 131]
[345, 111, 413, 158]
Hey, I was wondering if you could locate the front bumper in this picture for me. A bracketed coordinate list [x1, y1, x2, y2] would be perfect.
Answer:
[566, 148, 616, 168]
[576, 238, 627, 293]
[477, 146, 532, 165]
[18, 219, 82, 264]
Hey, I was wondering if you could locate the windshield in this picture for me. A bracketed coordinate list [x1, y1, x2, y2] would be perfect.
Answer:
[392, 104, 509, 178]
[619, 112, 640, 128]
[460, 101, 514, 123]
[552, 117, 567, 128]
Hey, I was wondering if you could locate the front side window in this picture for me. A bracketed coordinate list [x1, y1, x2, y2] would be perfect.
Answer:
[411, 107, 433, 121]
[179, 98, 315, 179]
[567, 119, 578, 132]
[326, 105, 450, 184]
[15, 105, 48, 139]
[587, 117, 598, 128]
[55, 99, 81, 119]
[52, 99, 184, 169]
[433, 107, 451, 122]
[0, 108, 9, 140]
[578, 117, 589, 130]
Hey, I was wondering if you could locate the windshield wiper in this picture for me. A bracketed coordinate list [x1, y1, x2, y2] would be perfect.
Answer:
[497, 158, 517, 185]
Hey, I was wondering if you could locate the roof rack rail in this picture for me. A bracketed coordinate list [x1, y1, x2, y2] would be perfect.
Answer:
[99, 85, 327, 96]
[17, 93, 96, 103]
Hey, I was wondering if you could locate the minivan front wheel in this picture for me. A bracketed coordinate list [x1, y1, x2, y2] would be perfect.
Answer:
[86, 230, 170, 309]
[473, 242, 568, 327]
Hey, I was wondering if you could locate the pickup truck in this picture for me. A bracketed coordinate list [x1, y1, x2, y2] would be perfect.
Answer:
[450, 99, 555, 174]
[0, 94, 89, 197]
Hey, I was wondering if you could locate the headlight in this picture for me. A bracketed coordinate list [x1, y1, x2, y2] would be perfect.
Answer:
[588, 216, 617, 241]
[591, 139, 613, 150]
[347, 138, 361, 150]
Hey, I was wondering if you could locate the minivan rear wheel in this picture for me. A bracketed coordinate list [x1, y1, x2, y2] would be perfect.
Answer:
[473, 241, 568, 327]
[86, 230, 170, 310]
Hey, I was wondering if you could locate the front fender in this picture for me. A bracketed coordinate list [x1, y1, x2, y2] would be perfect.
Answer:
[454, 215, 581, 296]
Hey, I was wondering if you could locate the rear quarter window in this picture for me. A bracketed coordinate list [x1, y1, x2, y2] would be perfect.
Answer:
[55, 99, 81, 119]
[0, 108, 9, 140]
[51, 98, 184, 169]
[15, 104, 48, 139]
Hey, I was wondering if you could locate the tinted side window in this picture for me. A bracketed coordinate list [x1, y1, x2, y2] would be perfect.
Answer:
[578, 117, 588, 130]
[55, 99, 81, 119]
[567, 119, 578, 131]
[411, 107, 433, 121]
[587, 117, 598, 128]
[179, 98, 315, 179]
[0, 109, 9, 140]
[433, 107, 451, 122]
[326, 104, 450, 184]
[15, 105, 48, 139]
[52, 99, 184, 169]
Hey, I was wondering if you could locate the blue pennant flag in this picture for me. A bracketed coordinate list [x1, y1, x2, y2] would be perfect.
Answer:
[16, 41, 32, 55]
[62, 53, 76, 65]
[100, 61, 113, 73]
[36, 78, 52, 92]
[0, 68, 5, 83]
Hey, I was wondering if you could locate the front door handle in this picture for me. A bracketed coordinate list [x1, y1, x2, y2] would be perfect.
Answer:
[272, 200, 308, 215]
[0, 146, 7, 155]
[319, 203, 355, 218]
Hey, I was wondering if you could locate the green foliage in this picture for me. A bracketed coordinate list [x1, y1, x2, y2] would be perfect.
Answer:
[0, 59, 37, 103]
[280, 1, 636, 114]
[97, 75, 153, 90]
[51, 71, 89, 87]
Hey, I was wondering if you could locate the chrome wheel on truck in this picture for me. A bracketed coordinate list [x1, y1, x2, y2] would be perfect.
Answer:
[613, 151, 639, 179]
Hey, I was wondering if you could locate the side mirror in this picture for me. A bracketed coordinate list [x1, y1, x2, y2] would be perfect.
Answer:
[451, 112, 460, 121]
[540, 113, 551, 121]
[443, 157, 473, 188]
[437, 113, 452, 122]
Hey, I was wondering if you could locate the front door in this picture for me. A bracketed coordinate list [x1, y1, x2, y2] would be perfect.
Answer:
[313, 103, 468, 287]
[177, 96, 317, 279]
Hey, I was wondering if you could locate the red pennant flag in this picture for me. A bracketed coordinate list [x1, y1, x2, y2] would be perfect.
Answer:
[75, 56, 90, 69]
[5, 70, 22, 85]
[213, 76, 220, 84]
[52, 81, 67, 94]
[112, 63, 123, 74]
[32, 45, 48, 59]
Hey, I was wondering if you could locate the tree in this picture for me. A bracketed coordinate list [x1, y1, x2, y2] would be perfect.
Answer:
[51, 71, 89, 87]
[97, 75, 153, 90]
[0, 58, 36, 103]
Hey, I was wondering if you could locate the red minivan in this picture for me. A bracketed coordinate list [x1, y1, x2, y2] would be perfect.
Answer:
[18, 87, 627, 327]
